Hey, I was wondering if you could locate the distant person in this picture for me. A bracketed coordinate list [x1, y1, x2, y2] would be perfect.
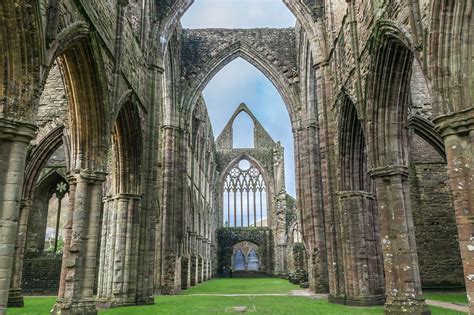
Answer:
[229, 266, 233, 278]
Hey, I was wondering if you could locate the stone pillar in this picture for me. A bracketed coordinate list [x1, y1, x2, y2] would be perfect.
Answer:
[159, 125, 187, 295]
[197, 236, 203, 283]
[334, 191, 385, 306]
[190, 254, 197, 286]
[181, 256, 190, 290]
[97, 194, 142, 307]
[369, 166, 429, 315]
[435, 111, 474, 314]
[52, 170, 106, 315]
[190, 233, 197, 286]
[8, 200, 33, 307]
[206, 240, 211, 280]
[293, 124, 328, 293]
[0, 119, 36, 314]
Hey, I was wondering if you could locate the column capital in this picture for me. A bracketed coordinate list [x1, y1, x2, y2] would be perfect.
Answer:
[434, 108, 474, 138]
[369, 165, 409, 179]
[20, 199, 33, 208]
[337, 190, 376, 200]
[111, 193, 143, 200]
[0, 118, 37, 142]
[68, 169, 108, 183]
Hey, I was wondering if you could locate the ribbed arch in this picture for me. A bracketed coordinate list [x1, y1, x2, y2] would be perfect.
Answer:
[339, 95, 370, 192]
[57, 36, 109, 171]
[367, 26, 414, 169]
[183, 43, 299, 124]
[112, 101, 143, 195]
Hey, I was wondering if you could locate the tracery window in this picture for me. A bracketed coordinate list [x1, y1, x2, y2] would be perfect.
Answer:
[45, 179, 69, 253]
[223, 158, 267, 227]
[292, 223, 302, 244]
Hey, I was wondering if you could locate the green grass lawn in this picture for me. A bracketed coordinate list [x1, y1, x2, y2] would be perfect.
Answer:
[180, 278, 297, 295]
[7, 279, 467, 315]
[424, 291, 468, 305]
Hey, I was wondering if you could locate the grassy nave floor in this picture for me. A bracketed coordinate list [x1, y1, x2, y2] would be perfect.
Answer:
[9, 278, 467, 314]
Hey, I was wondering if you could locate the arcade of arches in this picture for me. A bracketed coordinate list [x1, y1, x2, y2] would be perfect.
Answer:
[0, 1, 472, 315]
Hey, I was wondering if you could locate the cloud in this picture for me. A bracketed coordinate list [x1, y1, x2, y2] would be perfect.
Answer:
[204, 58, 296, 196]
[181, 0, 296, 29]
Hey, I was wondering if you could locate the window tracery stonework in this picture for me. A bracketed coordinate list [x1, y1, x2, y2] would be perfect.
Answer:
[223, 158, 267, 227]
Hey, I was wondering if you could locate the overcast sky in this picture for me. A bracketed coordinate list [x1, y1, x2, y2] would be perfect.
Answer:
[181, 1, 297, 196]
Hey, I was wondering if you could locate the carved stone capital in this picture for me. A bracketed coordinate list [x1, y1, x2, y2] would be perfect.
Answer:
[434, 108, 474, 138]
[337, 190, 376, 200]
[369, 165, 409, 179]
[68, 169, 108, 183]
[0, 118, 37, 142]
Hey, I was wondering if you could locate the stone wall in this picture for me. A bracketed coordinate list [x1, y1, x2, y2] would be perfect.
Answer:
[217, 227, 274, 276]
[22, 255, 62, 295]
[409, 134, 464, 288]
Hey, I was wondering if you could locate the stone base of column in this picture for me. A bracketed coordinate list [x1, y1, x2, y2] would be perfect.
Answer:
[181, 257, 190, 290]
[7, 289, 24, 307]
[51, 300, 97, 315]
[384, 300, 431, 315]
[135, 295, 154, 306]
[328, 294, 386, 306]
[161, 255, 181, 295]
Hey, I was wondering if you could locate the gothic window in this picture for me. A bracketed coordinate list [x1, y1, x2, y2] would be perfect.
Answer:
[233, 249, 245, 271]
[247, 249, 259, 271]
[292, 223, 302, 244]
[232, 112, 254, 148]
[223, 158, 267, 227]
[44, 179, 69, 253]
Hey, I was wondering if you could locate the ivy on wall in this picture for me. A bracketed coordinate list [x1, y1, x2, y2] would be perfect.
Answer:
[217, 227, 275, 275]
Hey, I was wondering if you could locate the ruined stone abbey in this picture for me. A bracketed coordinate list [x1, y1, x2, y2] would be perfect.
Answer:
[0, 0, 472, 314]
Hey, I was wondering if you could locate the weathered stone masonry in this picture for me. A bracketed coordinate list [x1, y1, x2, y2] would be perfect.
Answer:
[0, 1, 472, 315]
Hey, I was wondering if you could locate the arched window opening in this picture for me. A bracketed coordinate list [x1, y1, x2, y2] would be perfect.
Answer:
[232, 112, 254, 148]
[292, 223, 302, 244]
[247, 249, 259, 271]
[44, 180, 69, 253]
[223, 158, 267, 227]
[233, 249, 245, 271]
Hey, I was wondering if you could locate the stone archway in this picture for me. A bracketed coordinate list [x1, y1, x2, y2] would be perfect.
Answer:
[366, 23, 429, 314]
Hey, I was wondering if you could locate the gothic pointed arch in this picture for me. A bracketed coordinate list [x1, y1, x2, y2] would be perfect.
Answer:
[23, 126, 67, 201]
[220, 154, 271, 228]
[183, 41, 299, 122]
[365, 22, 431, 313]
[56, 35, 110, 170]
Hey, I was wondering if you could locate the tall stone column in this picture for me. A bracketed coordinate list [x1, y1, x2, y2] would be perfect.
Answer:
[0, 118, 36, 314]
[52, 170, 106, 315]
[159, 125, 186, 294]
[97, 194, 142, 307]
[188, 233, 196, 286]
[197, 236, 203, 283]
[8, 200, 33, 307]
[435, 111, 474, 314]
[336, 191, 385, 306]
[293, 122, 328, 292]
[369, 166, 429, 315]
